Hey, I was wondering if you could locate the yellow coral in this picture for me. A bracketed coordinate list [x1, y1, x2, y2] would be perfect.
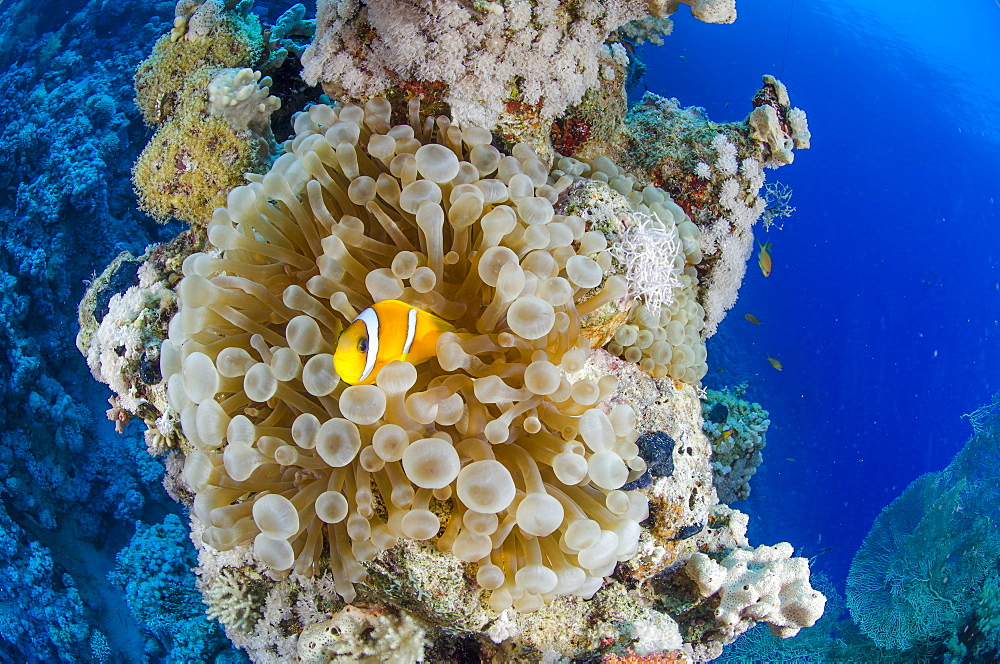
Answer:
[135, 25, 261, 126]
[132, 13, 267, 225]
[133, 111, 262, 225]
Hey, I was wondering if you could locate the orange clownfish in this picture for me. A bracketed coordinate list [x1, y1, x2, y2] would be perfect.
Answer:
[334, 300, 456, 385]
[757, 242, 773, 277]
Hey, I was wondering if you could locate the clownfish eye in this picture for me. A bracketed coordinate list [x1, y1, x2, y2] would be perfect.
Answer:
[358, 337, 368, 353]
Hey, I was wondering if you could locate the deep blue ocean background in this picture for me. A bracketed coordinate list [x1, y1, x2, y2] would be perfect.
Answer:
[0, 0, 998, 660]
[641, 0, 1000, 598]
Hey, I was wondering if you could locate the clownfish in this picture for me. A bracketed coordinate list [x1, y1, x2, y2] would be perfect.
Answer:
[333, 300, 456, 385]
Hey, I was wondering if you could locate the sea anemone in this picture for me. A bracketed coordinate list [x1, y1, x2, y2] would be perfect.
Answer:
[161, 98, 649, 611]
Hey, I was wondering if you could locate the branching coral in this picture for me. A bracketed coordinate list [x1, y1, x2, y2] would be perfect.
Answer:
[163, 98, 651, 611]
[760, 181, 795, 231]
[203, 568, 264, 634]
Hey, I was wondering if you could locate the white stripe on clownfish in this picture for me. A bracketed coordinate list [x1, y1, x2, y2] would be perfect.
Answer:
[356, 307, 380, 383]
[402, 307, 417, 355]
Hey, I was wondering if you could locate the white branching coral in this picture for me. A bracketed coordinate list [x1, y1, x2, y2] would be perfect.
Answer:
[162, 98, 651, 613]
[699, 136, 769, 337]
[613, 211, 682, 312]
[711, 133, 738, 176]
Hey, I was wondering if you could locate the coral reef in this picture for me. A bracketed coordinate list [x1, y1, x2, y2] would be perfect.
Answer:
[624, 75, 809, 336]
[133, 0, 316, 226]
[0, 0, 242, 660]
[109, 514, 240, 662]
[701, 384, 768, 503]
[85, 90, 825, 654]
[846, 395, 1000, 655]
[0, 505, 97, 660]
[70, 0, 827, 661]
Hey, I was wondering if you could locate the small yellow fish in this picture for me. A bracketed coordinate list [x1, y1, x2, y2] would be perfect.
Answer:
[744, 314, 761, 325]
[766, 356, 783, 371]
[334, 300, 456, 385]
[719, 429, 734, 439]
[757, 242, 773, 277]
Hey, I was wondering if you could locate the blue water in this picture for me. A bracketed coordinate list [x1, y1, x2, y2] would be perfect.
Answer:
[1, 0, 999, 660]
[642, 0, 1000, 593]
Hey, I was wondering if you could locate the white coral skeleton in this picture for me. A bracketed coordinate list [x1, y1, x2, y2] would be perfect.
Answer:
[614, 211, 683, 312]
